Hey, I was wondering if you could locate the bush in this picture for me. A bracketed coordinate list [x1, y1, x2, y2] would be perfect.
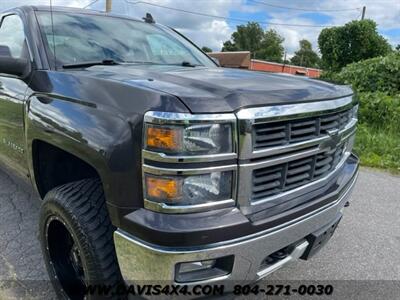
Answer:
[321, 52, 400, 95]
[357, 92, 400, 132]
[320, 53, 400, 172]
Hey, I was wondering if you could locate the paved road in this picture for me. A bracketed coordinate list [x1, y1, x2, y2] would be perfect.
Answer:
[0, 168, 399, 299]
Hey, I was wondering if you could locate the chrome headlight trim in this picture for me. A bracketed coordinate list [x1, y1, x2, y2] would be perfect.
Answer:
[143, 111, 238, 163]
[143, 164, 237, 213]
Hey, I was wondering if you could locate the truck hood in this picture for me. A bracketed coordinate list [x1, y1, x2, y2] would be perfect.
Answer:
[71, 65, 353, 113]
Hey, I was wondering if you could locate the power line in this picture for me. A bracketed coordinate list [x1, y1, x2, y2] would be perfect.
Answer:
[83, 0, 101, 9]
[249, 0, 362, 12]
[125, 1, 341, 28]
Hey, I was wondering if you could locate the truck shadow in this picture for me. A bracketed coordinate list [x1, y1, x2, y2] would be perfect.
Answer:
[0, 169, 57, 299]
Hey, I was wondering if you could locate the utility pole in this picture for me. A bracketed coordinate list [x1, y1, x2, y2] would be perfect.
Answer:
[282, 51, 287, 72]
[361, 6, 366, 20]
[106, 0, 112, 12]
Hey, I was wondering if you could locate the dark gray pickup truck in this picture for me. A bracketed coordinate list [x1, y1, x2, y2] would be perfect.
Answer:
[0, 5, 359, 299]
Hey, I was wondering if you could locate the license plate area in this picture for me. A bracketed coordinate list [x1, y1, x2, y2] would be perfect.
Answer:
[301, 215, 342, 260]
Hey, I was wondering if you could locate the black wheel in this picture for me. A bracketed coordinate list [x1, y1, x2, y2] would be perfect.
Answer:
[39, 178, 125, 300]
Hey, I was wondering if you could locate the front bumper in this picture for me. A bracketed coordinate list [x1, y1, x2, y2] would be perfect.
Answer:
[114, 163, 358, 285]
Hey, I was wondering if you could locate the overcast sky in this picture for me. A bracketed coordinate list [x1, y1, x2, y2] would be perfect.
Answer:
[2, 0, 399, 56]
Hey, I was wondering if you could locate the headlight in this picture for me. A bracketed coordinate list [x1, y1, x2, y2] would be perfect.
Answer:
[144, 171, 233, 207]
[145, 123, 232, 155]
[143, 111, 236, 159]
[142, 111, 237, 213]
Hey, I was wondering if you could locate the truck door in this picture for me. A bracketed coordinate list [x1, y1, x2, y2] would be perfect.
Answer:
[0, 14, 30, 178]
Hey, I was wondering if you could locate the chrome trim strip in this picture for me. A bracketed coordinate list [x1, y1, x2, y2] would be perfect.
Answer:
[144, 199, 236, 214]
[236, 96, 355, 122]
[142, 149, 237, 163]
[144, 111, 237, 125]
[240, 147, 320, 170]
[143, 164, 237, 176]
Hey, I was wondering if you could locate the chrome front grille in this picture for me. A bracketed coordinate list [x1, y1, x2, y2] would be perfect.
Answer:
[253, 109, 353, 150]
[236, 96, 358, 215]
[252, 144, 345, 202]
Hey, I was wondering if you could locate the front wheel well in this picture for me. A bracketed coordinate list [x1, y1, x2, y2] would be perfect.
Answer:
[32, 140, 100, 198]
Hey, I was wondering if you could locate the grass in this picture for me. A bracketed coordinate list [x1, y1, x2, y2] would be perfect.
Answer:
[354, 124, 400, 173]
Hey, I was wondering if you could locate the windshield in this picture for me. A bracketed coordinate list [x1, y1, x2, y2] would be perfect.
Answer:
[36, 11, 215, 68]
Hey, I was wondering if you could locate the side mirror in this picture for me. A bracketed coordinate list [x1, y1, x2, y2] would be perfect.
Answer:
[210, 57, 221, 67]
[0, 45, 29, 77]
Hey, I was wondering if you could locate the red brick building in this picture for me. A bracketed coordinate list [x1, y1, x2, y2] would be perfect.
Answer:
[208, 51, 321, 78]
[250, 59, 321, 78]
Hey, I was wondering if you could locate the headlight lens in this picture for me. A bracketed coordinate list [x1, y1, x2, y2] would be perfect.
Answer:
[145, 171, 233, 206]
[144, 123, 233, 155]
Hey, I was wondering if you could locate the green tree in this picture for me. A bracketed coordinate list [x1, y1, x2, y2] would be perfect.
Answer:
[290, 39, 321, 68]
[221, 23, 284, 62]
[396, 44, 400, 52]
[231, 22, 264, 54]
[257, 29, 285, 62]
[222, 40, 238, 52]
[222, 22, 264, 53]
[201, 46, 212, 53]
[318, 19, 392, 71]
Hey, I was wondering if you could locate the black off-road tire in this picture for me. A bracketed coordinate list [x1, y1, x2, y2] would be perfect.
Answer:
[39, 178, 125, 300]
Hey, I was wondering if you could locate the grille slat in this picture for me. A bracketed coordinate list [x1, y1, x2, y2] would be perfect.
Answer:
[287, 164, 312, 176]
[253, 109, 352, 150]
[253, 180, 281, 192]
[315, 156, 333, 167]
[255, 131, 287, 142]
[253, 172, 282, 184]
[252, 188, 283, 199]
[286, 172, 310, 185]
[314, 164, 332, 176]
[255, 140, 287, 148]
[291, 127, 317, 136]
[255, 124, 286, 133]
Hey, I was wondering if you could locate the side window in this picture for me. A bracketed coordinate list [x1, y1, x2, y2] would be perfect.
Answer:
[0, 15, 26, 58]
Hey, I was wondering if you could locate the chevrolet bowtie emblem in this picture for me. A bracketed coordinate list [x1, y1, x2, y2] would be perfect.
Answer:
[326, 129, 341, 149]
[327, 129, 340, 137]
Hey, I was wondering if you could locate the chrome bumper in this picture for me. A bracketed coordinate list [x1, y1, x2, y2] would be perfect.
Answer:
[114, 171, 357, 285]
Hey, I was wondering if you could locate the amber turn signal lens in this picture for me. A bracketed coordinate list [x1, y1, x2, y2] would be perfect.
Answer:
[146, 125, 181, 151]
[145, 176, 182, 201]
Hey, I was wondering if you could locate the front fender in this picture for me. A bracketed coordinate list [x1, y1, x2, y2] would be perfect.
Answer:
[25, 70, 189, 227]
[25, 94, 140, 212]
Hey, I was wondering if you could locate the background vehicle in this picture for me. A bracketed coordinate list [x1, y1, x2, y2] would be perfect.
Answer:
[0, 6, 358, 299]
